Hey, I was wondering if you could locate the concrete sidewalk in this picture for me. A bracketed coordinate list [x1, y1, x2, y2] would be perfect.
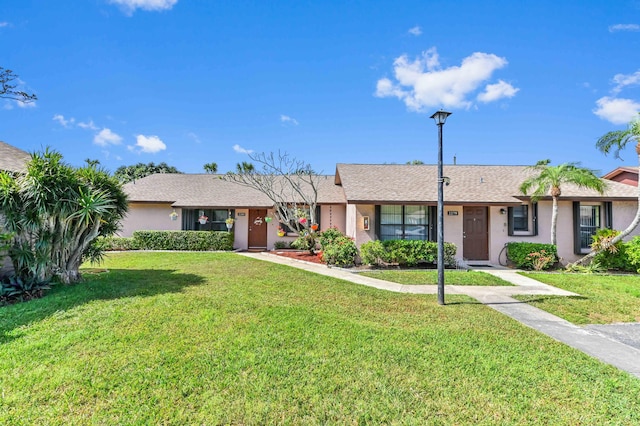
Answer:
[239, 252, 640, 379]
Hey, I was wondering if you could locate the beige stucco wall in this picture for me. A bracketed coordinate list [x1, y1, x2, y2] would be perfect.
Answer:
[320, 204, 346, 233]
[119, 203, 181, 237]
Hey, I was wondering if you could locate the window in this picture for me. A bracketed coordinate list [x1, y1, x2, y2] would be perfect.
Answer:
[182, 209, 234, 231]
[378, 205, 431, 241]
[508, 203, 537, 236]
[512, 205, 528, 231]
[579, 205, 600, 250]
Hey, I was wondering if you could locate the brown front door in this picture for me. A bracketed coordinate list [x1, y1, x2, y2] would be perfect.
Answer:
[248, 209, 268, 249]
[463, 207, 489, 260]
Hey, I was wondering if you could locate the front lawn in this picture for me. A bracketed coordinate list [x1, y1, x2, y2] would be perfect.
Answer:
[359, 269, 512, 286]
[516, 272, 640, 324]
[1, 252, 639, 424]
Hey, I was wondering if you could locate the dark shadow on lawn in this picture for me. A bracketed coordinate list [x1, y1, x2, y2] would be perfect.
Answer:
[0, 268, 205, 344]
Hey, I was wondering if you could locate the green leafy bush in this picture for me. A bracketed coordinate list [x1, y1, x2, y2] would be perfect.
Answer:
[0, 275, 51, 305]
[290, 232, 317, 253]
[623, 236, 640, 273]
[98, 236, 140, 251]
[360, 240, 456, 267]
[319, 232, 358, 267]
[591, 229, 633, 272]
[506, 242, 557, 270]
[132, 231, 234, 251]
[273, 241, 289, 249]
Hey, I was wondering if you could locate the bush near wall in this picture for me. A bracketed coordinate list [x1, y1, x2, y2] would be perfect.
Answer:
[317, 228, 358, 267]
[506, 242, 557, 270]
[98, 231, 234, 252]
[360, 240, 457, 267]
[133, 231, 234, 251]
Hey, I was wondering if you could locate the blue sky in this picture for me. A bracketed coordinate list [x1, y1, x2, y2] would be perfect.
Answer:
[2, 0, 640, 176]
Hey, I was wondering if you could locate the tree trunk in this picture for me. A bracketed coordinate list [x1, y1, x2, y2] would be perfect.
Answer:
[550, 196, 558, 246]
[571, 149, 640, 266]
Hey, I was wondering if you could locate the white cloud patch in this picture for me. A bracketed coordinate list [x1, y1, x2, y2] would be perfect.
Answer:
[233, 144, 253, 154]
[53, 114, 75, 128]
[78, 119, 99, 130]
[408, 26, 422, 36]
[612, 70, 640, 94]
[280, 114, 299, 125]
[593, 97, 640, 124]
[109, 0, 177, 15]
[375, 47, 517, 110]
[0, 22, 10, 27]
[134, 134, 166, 153]
[187, 132, 201, 144]
[477, 80, 519, 102]
[609, 24, 640, 32]
[94, 128, 123, 146]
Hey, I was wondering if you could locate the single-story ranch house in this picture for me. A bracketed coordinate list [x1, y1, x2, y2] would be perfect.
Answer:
[122, 163, 640, 264]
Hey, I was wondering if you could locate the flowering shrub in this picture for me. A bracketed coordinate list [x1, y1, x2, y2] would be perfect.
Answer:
[318, 231, 358, 266]
[526, 250, 555, 271]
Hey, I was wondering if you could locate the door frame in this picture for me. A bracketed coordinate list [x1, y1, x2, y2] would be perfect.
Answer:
[248, 209, 268, 249]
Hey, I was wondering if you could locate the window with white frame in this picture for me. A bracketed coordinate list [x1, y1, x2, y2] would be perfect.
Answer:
[378, 205, 430, 241]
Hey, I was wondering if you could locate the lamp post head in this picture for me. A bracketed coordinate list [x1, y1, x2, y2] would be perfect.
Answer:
[430, 110, 452, 125]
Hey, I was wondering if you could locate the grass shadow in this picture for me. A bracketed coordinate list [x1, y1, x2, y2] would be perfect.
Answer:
[0, 268, 205, 344]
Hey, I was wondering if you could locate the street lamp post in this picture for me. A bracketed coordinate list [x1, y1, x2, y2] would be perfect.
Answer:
[430, 110, 452, 306]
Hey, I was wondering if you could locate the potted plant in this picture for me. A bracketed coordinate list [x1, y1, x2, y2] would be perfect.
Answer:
[311, 223, 319, 231]
[225, 217, 235, 230]
[277, 226, 286, 237]
[169, 210, 178, 221]
[198, 214, 208, 225]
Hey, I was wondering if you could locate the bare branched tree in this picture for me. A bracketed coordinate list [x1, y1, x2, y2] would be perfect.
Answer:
[222, 151, 321, 234]
[1, 67, 37, 103]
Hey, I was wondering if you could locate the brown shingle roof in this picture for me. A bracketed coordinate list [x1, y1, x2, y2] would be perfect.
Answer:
[124, 174, 345, 207]
[0, 141, 30, 172]
[335, 164, 638, 204]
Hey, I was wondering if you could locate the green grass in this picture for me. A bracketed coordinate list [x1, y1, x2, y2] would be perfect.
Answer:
[1, 252, 639, 424]
[516, 272, 640, 324]
[359, 269, 513, 286]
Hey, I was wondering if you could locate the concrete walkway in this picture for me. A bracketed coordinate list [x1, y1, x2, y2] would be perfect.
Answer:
[239, 252, 640, 379]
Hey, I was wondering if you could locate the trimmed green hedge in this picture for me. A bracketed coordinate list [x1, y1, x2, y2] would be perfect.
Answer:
[133, 231, 234, 251]
[360, 240, 457, 267]
[99, 231, 234, 252]
[506, 242, 557, 270]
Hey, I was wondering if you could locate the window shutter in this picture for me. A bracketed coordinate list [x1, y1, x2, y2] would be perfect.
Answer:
[532, 202, 538, 236]
[604, 202, 613, 229]
[374, 205, 380, 240]
[573, 201, 581, 254]
[507, 207, 514, 235]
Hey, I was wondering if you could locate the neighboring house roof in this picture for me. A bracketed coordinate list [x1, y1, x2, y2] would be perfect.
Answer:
[602, 166, 637, 179]
[0, 141, 30, 173]
[335, 164, 638, 204]
[124, 173, 346, 207]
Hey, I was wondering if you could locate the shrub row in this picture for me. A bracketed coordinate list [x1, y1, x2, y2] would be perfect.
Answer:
[506, 242, 557, 270]
[99, 231, 234, 252]
[360, 240, 457, 267]
[590, 229, 640, 272]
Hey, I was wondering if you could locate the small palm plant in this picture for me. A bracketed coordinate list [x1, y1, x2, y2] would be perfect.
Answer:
[519, 160, 606, 245]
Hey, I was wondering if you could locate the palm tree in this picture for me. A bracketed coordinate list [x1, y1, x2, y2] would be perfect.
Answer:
[519, 160, 606, 246]
[571, 113, 640, 265]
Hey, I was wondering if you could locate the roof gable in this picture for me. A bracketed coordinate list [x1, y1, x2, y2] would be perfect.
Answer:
[0, 141, 30, 173]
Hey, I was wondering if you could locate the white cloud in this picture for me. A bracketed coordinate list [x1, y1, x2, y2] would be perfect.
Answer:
[53, 114, 75, 128]
[280, 114, 299, 125]
[609, 24, 640, 32]
[108, 0, 178, 15]
[187, 132, 201, 143]
[0, 22, 9, 28]
[94, 128, 123, 146]
[233, 144, 253, 154]
[477, 80, 519, 102]
[408, 26, 422, 36]
[375, 47, 516, 110]
[17, 100, 37, 109]
[593, 97, 640, 124]
[134, 134, 166, 153]
[78, 119, 99, 130]
[612, 70, 640, 94]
